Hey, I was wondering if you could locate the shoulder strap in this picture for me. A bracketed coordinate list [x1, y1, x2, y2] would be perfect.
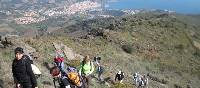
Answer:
[53, 78, 57, 88]
[81, 61, 84, 74]
[22, 56, 27, 66]
[90, 61, 92, 71]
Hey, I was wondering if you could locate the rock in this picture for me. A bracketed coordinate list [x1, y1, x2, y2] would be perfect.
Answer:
[193, 41, 200, 50]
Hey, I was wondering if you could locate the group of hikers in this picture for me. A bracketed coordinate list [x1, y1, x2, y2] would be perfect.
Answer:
[12, 47, 148, 88]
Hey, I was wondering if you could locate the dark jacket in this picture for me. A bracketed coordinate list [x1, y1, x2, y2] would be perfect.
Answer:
[12, 55, 37, 87]
[115, 72, 124, 81]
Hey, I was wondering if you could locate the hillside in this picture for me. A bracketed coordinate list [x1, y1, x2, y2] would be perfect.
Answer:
[0, 12, 200, 88]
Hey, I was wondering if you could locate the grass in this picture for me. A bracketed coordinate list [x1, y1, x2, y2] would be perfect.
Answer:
[1, 12, 200, 88]
[111, 83, 136, 88]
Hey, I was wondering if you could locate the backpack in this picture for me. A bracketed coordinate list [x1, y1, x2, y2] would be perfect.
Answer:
[23, 55, 42, 76]
[67, 67, 77, 73]
[31, 64, 41, 75]
[67, 67, 82, 87]
[54, 57, 64, 63]
[54, 57, 65, 72]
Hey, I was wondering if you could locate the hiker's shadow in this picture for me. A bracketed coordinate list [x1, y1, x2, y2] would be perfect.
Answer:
[104, 77, 115, 85]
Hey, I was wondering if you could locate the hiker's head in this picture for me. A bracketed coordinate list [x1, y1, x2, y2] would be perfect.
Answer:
[94, 56, 101, 61]
[143, 74, 146, 78]
[83, 55, 90, 64]
[56, 50, 64, 58]
[118, 70, 122, 74]
[15, 47, 24, 60]
[50, 66, 61, 77]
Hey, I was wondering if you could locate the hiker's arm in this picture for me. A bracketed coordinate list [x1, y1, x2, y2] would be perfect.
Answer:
[62, 78, 71, 87]
[115, 74, 117, 81]
[13, 74, 18, 84]
[89, 62, 95, 74]
[79, 64, 83, 75]
[26, 61, 38, 87]
[12, 62, 19, 84]
[146, 78, 148, 85]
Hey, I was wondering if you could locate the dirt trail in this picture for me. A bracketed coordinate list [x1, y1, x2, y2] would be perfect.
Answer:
[52, 42, 83, 60]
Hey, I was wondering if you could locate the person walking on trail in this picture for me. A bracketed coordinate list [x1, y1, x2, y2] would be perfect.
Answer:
[115, 70, 124, 84]
[12, 47, 38, 88]
[96, 64, 104, 82]
[54, 50, 65, 73]
[133, 72, 141, 86]
[140, 74, 148, 88]
[94, 56, 104, 82]
[133, 73, 148, 88]
[79, 55, 94, 88]
[50, 66, 72, 88]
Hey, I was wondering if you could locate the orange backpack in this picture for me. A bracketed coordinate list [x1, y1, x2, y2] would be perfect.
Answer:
[67, 72, 81, 87]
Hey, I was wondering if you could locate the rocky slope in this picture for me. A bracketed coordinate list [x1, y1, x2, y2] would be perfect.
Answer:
[0, 12, 200, 88]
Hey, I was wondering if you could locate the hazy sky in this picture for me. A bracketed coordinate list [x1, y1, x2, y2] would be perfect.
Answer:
[107, 0, 200, 14]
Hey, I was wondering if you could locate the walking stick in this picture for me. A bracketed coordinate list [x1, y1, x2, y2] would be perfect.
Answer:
[53, 78, 57, 88]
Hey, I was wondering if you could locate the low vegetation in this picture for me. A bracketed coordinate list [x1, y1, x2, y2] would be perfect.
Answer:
[0, 12, 200, 88]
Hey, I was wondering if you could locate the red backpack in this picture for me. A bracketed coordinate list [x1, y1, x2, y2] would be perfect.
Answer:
[54, 57, 64, 63]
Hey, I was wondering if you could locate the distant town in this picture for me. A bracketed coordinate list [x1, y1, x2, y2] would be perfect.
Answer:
[0, 0, 175, 25]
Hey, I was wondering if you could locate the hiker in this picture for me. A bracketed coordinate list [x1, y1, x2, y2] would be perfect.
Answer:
[93, 56, 104, 82]
[12, 47, 38, 88]
[133, 72, 141, 86]
[115, 70, 124, 84]
[133, 73, 148, 87]
[96, 64, 104, 82]
[54, 50, 65, 73]
[79, 55, 94, 88]
[50, 66, 71, 88]
[140, 74, 148, 87]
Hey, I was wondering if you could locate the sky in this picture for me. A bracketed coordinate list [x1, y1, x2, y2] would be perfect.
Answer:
[106, 0, 200, 14]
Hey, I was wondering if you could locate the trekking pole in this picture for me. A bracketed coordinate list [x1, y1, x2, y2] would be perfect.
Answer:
[53, 78, 57, 88]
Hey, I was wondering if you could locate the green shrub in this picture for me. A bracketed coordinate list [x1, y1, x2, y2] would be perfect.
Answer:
[174, 44, 184, 50]
[174, 84, 182, 88]
[122, 44, 134, 54]
[193, 50, 200, 57]
[111, 83, 126, 88]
